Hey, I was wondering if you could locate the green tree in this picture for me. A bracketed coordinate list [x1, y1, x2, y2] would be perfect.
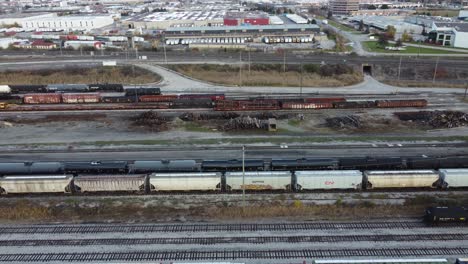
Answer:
[395, 38, 403, 47]
[311, 19, 317, 24]
[327, 10, 333, 18]
[401, 30, 413, 42]
[359, 20, 364, 31]
[386, 25, 396, 40]
[377, 33, 389, 47]
[368, 4, 377, 10]
[421, 26, 427, 36]
[380, 4, 389, 9]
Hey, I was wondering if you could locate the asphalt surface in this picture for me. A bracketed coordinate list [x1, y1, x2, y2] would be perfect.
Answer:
[0, 143, 466, 162]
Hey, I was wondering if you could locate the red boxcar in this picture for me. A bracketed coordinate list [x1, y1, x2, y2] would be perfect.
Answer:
[214, 100, 280, 111]
[376, 99, 428, 108]
[281, 102, 333, 109]
[179, 94, 225, 101]
[305, 97, 346, 103]
[62, 93, 101, 104]
[23, 93, 61, 104]
[139, 95, 178, 102]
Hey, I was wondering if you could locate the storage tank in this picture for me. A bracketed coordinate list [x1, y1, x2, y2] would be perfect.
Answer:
[295, 170, 362, 190]
[150, 172, 221, 191]
[0, 85, 11, 94]
[73, 175, 146, 192]
[364, 170, 440, 189]
[225, 171, 292, 190]
[0, 175, 72, 194]
[439, 169, 468, 188]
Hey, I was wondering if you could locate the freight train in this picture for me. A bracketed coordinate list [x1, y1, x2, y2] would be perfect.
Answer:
[1, 84, 126, 94]
[425, 206, 468, 224]
[0, 168, 468, 195]
[1, 156, 467, 176]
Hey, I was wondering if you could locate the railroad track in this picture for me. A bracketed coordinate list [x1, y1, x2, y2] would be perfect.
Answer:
[0, 221, 437, 234]
[1, 234, 466, 247]
[1, 247, 468, 262]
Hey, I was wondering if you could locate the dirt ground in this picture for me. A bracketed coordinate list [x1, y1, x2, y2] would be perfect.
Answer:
[0, 66, 161, 85]
[1, 109, 467, 146]
[167, 64, 363, 87]
[1, 191, 466, 224]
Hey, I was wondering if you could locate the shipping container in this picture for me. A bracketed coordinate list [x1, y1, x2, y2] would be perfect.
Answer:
[178, 94, 225, 101]
[439, 169, 468, 188]
[281, 102, 332, 109]
[376, 99, 428, 108]
[295, 170, 362, 190]
[9, 84, 47, 93]
[225, 171, 292, 190]
[0, 85, 11, 94]
[171, 98, 213, 108]
[364, 170, 440, 189]
[128, 160, 198, 173]
[73, 175, 146, 193]
[125, 87, 161, 96]
[139, 95, 178, 102]
[62, 93, 100, 104]
[333, 101, 376, 109]
[214, 100, 280, 111]
[0, 162, 64, 175]
[101, 96, 137, 103]
[305, 97, 346, 103]
[149, 172, 221, 191]
[0, 175, 72, 194]
[46, 84, 89, 93]
[23, 93, 61, 104]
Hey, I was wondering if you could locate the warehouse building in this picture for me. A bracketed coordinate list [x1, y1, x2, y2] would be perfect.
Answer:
[330, 0, 359, 15]
[21, 15, 115, 31]
[431, 22, 468, 48]
[0, 13, 55, 27]
[124, 11, 225, 30]
[349, 16, 423, 33]
[223, 11, 269, 26]
[163, 24, 320, 47]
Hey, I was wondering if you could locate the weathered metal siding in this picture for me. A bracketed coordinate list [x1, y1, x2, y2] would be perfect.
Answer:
[295, 170, 362, 190]
[365, 170, 439, 188]
[23, 93, 61, 104]
[150, 172, 221, 191]
[62, 93, 101, 104]
[73, 175, 146, 192]
[440, 169, 468, 188]
[226, 171, 292, 190]
[0, 175, 72, 194]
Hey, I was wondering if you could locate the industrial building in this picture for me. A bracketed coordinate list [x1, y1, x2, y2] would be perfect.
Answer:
[0, 13, 55, 28]
[163, 24, 320, 47]
[431, 22, 468, 48]
[349, 16, 424, 33]
[329, 0, 359, 15]
[124, 11, 225, 30]
[21, 14, 115, 31]
[223, 11, 269, 26]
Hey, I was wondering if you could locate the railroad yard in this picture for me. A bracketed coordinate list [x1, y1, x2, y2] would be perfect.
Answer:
[1, 61, 468, 264]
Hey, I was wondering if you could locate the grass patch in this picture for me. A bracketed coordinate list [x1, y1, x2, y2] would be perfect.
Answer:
[166, 64, 363, 87]
[182, 122, 215, 133]
[327, 19, 359, 33]
[0, 66, 161, 85]
[362, 41, 463, 54]
[288, 119, 302, 126]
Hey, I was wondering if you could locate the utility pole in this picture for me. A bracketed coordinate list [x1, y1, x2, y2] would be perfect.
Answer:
[163, 41, 167, 64]
[464, 83, 467, 100]
[239, 51, 242, 87]
[80, 46, 83, 57]
[397, 56, 402, 81]
[135, 47, 139, 59]
[432, 57, 439, 84]
[300, 61, 303, 96]
[248, 49, 251, 74]
[242, 145, 245, 208]
[283, 51, 286, 73]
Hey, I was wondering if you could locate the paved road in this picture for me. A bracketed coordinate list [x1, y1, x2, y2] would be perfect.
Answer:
[0, 143, 466, 161]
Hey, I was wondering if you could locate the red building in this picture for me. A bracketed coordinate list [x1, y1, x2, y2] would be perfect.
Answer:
[223, 11, 269, 26]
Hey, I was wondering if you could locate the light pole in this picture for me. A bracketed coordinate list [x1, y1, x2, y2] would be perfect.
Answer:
[242, 145, 245, 208]
[432, 57, 439, 85]
[300, 61, 303, 96]
[163, 40, 167, 64]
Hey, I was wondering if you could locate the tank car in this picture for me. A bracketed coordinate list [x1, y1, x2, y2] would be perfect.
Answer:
[0, 162, 64, 175]
[339, 157, 406, 170]
[46, 84, 90, 93]
[64, 161, 127, 174]
[425, 206, 468, 224]
[271, 158, 339, 171]
[202, 159, 265, 171]
[125, 87, 161, 96]
[128, 160, 199, 173]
